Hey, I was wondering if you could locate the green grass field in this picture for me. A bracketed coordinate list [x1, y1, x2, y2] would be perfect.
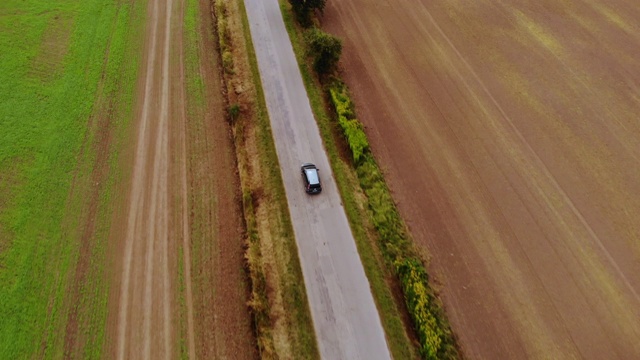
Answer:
[0, 0, 144, 357]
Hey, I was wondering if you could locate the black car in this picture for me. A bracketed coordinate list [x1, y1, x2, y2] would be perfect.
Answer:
[301, 163, 322, 194]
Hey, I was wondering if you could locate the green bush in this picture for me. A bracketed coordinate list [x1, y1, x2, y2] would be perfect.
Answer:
[355, 158, 384, 188]
[218, 17, 228, 43]
[329, 83, 368, 163]
[215, 0, 226, 17]
[338, 116, 368, 163]
[329, 84, 353, 119]
[229, 103, 240, 121]
[222, 50, 234, 74]
[329, 89, 355, 119]
[304, 28, 342, 76]
[288, 0, 327, 27]
[396, 258, 457, 360]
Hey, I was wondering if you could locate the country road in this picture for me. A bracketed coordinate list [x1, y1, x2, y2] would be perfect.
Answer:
[244, 0, 391, 358]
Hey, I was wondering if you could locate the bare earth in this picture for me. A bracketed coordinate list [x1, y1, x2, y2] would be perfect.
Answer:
[104, 0, 254, 358]
[324, 0, 640, 359]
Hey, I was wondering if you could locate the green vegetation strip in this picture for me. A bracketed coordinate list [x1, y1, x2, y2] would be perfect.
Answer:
[184, 0, 205, 113]
[280, 3, 460, 359]
[330, 82, 458, 359]
[0, 0, 143, 358]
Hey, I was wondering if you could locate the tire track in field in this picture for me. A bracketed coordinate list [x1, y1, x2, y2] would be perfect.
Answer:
[115, 0, 158, 356]
[115, 0, 176, 358]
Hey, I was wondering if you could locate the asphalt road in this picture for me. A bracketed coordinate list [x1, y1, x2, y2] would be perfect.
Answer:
[243, 1, 391, 358]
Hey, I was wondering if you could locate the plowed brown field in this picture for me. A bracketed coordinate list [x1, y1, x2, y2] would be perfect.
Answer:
[324, 1, 640, 358]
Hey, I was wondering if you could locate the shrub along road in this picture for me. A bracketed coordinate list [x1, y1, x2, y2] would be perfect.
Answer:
[244, 0, 391, 358]
[324, 0, 640, 358]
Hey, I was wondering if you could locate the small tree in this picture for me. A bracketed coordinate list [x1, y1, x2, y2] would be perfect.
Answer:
[289, 0, 327, 27]
[304, 28, 342, 76]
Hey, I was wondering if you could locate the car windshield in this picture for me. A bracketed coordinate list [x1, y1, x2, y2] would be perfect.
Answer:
[305, 168, 319, 185]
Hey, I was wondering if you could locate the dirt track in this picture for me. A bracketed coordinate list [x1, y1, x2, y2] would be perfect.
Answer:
[111, 0, 177, 357]
[105, 0, 255, 358]
[324, 1, 640, 358]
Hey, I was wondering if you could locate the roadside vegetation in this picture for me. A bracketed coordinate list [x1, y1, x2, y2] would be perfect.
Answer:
[0, 0, 144, 358]
[281, 2, 460, 359]
[289, 0, 327, 27]
[330, 82, 458, 359]
[304, 28, 342, 77]
[211, 0, 319, 358]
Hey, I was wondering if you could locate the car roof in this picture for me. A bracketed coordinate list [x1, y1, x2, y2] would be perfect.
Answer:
[304, 167, 320, 185]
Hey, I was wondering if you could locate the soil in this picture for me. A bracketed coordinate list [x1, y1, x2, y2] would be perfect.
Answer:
[323, 1, 640, 358]
[185, 0, 256, 358]
[102, 0, 255, 358]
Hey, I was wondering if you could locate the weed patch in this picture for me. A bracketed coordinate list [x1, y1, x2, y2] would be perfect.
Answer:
[216, 0, 235, 74]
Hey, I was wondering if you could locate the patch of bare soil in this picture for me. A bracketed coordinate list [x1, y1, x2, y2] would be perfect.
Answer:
[323, 0, 640, 358]
[28, 14, 73, 84]
[182, 0, 257, 358]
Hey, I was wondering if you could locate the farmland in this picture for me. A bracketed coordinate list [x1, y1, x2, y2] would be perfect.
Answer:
[7, 0, 640, 358]
[0, 0, 259, 357]
[0, 0, 144, 357]
[1, 0, 331, 356]
[323, 0, 640, 358]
